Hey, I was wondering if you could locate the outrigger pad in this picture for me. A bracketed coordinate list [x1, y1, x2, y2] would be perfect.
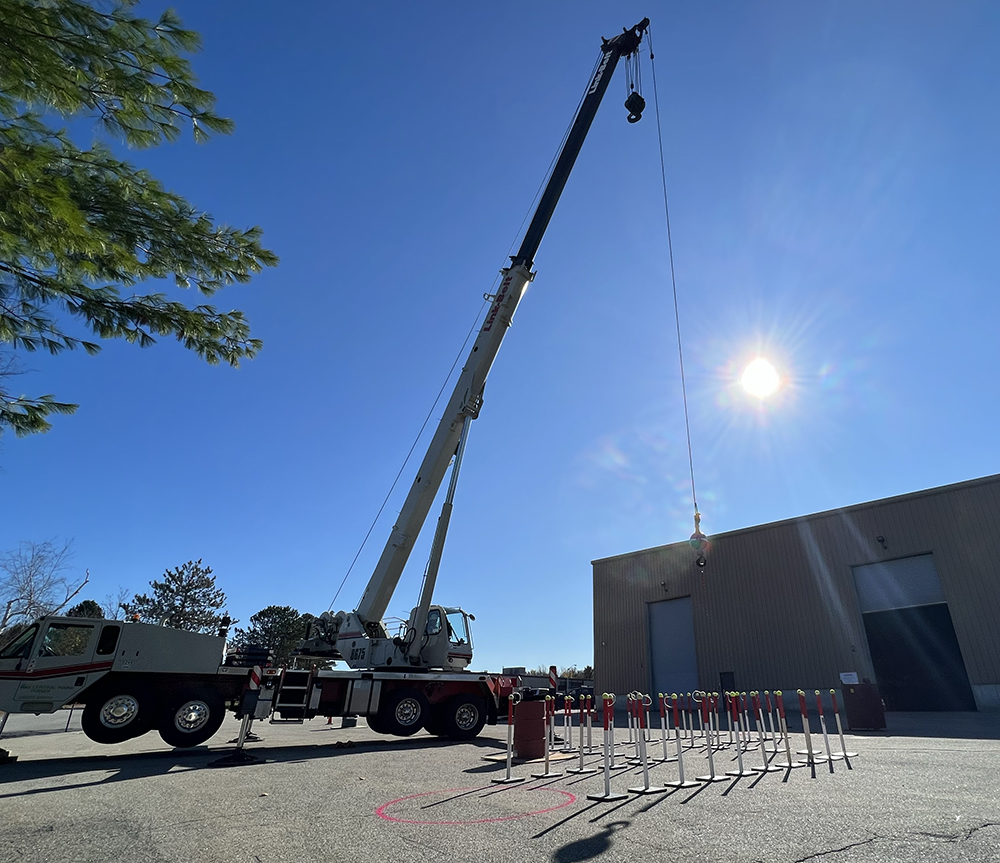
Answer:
[0, 748, 18, 764]
[207, 748, 260, 768]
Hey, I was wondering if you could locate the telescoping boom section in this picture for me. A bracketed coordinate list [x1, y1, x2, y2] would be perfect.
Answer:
[300, 18, 650, 670]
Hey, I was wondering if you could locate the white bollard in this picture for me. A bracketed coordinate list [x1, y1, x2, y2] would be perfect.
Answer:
[492, 693, 526, 784]
[770, 690, 805, 769]
[796, 689, 828, 766]
[567, 693, 597, 775]
[764, 691, 780, 751]
[586, 695, 594, 754]
[696, 692, 728, 782]
[815, 691, 839, 772]
[628, 694, 668, 794]
[665, 693, 701, 788]
[658, 693, 675, 762]
[561, 696, 574, 753]
[751, 692, 781, 773]
[725, 692, 755, 777]
[829, 689, 857, 765]
[587, 694, 629, 802]
[531, 696, 563, 779]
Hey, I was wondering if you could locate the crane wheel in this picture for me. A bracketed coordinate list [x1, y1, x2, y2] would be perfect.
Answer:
[378, 688, 429, 736]
[81, 688, 153, 744]
[442, 694, 487, 740]
[157, 689, 226, 748]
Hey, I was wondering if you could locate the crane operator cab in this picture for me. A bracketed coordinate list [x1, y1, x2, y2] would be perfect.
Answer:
[410, 605, 474, 670]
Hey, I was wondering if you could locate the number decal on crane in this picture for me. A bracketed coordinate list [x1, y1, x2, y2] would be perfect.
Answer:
[350, 647, 366, 662]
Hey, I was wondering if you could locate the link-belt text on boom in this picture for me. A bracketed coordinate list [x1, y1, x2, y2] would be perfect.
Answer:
[482, 274, 514, 332]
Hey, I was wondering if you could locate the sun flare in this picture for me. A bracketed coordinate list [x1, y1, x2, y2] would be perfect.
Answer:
[740, 358, 780, 398]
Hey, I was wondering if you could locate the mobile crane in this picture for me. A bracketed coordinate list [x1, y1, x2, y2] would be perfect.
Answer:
[0, 18, 650, 749]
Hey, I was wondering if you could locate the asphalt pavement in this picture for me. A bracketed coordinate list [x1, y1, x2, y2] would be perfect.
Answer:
[1, 710, 998, 862]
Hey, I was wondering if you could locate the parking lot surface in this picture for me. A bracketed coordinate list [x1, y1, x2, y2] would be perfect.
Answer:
[1, 711, 999, 862]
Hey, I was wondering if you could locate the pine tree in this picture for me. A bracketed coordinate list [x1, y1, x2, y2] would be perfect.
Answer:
[0, 0, 278, 436]
[231, 605, 309, 665]
[66, 599, 104, 618]
[126, 559, 229, 633]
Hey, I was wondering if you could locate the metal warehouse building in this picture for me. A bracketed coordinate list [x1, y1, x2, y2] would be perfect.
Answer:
[592, 474, 1000, 712]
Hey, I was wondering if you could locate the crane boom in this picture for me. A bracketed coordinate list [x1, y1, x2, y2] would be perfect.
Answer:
[305, 17, 650, 664]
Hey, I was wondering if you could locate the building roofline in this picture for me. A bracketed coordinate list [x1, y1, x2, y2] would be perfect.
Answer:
[591, 472, 1000, 565]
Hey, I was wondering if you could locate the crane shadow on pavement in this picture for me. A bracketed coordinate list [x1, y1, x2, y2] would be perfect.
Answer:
[0, 733, 505, 799]
[550, 820, 630, 863]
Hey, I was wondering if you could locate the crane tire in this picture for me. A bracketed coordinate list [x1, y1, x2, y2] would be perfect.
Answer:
[81, 688, 153, 744]
[442, 694, 487, 740]
[366, 712, 390, 734]
[158, 689, 226, 748]
[378, 688, 429, 736]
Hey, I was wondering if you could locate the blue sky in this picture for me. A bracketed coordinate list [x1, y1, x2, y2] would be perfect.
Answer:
[3, 2, 999, 673]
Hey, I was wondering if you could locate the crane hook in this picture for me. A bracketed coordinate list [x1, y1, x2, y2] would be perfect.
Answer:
[625, 90, 646, 123]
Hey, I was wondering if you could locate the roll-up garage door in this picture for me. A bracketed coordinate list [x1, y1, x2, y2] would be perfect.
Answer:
[852, 555, 975, 711]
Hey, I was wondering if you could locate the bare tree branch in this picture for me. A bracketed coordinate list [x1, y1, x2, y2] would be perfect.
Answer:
[0, 539, 87, 631]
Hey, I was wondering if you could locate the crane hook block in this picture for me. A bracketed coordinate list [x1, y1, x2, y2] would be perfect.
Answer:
[625, 91, 646, 123]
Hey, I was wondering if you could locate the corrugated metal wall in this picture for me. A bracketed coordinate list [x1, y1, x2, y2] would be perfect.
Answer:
[592, 474, 1000, 708]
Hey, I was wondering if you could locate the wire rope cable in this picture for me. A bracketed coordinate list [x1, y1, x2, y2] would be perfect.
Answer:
[648, 27, 700, 519]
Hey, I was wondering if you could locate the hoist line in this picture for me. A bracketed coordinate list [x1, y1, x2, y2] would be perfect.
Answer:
[648, 28, 699, 517]
[327, 298, 489, 612]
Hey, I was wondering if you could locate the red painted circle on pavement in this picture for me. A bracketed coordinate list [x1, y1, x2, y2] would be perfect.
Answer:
[376, 786, 576, 826]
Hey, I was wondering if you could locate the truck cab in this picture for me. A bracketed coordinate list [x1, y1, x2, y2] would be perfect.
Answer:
[0, 617, 121, 714]
[409, 605, 473, 670]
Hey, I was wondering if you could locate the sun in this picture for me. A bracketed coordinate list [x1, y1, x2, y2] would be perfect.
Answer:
[740, 358, 780, 398]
